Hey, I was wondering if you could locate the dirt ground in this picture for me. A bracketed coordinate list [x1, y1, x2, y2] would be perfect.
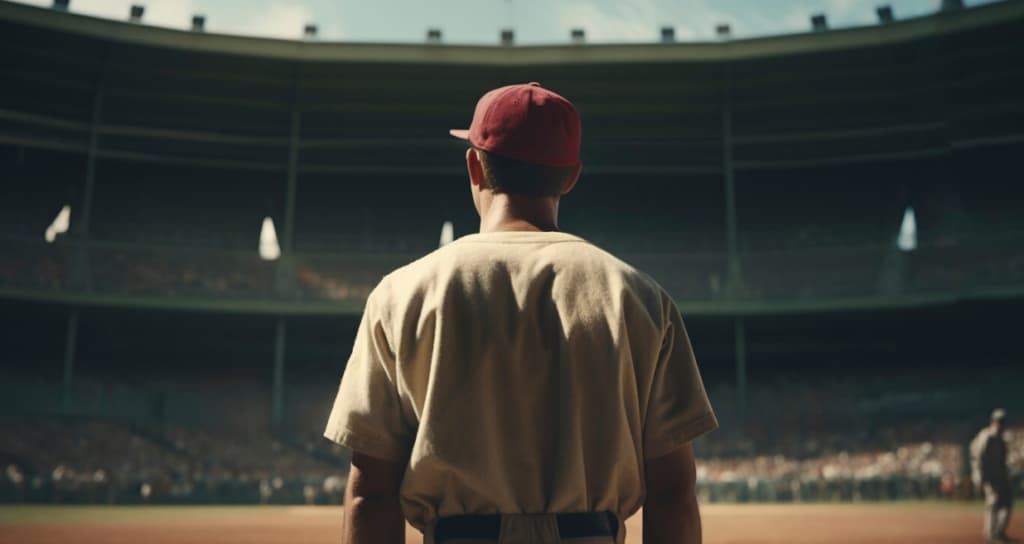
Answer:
[0, 503, 1007, 544]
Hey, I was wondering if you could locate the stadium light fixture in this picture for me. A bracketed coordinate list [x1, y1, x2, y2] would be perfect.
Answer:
[259, 217, 281, 261]
[941, 0, 964, 12]
[129, 5, 144, 23]
[716, 24, 732, 39]
[570, 29, 585, 44]
[876, 5, 894, 24]
[427, 29, 443, 44]
[439, 221, 454, 247]
[500, 29, 515, 47]
[191, 15, 205, 33]
[660, 26, 675, 43]
[811, 14, 828, 32]
[52, 0, 69, 11]
[897, 206, 917, 252]
[304, 24, 318, 39]
[44, 205, 71, 244]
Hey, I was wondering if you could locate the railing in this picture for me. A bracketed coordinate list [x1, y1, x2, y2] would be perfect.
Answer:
[1, 233, 1023, 309]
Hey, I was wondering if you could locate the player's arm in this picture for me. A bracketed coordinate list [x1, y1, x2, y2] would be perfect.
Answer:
[326, 283, 411, 544]
[643, 442, 702, 544]
[641, 296, 716, 544]
[341, 451, 406, 544]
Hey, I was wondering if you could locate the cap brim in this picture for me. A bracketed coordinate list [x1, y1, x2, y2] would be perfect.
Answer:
[449, 129, 470, 140]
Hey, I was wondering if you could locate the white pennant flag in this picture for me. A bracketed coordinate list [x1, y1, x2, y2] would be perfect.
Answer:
[439, 221, 454, 247]
[259, 216, 281, 260]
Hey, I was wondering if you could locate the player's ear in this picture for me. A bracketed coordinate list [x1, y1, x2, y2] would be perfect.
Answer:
[560, 163, 582, 196]
[466, 148, 485, 188]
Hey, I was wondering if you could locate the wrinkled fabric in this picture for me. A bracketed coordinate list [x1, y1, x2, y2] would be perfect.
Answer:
[325, 231, 717, 532]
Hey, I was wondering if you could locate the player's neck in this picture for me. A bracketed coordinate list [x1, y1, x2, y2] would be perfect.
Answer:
[478, 192, 560, 233]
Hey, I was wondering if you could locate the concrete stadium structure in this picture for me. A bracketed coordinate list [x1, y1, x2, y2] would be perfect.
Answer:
[1, 0, 1023, 431]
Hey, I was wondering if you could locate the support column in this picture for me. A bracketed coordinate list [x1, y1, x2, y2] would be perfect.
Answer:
[271, 317, 287, 430]
[276, 74, 301, 297]
[74, 52, 108, 292]
[62, 309, 80, 413]
[734, 316, 748, 428]
[722, 101, 743, 297]
[283, 100, 300, 255]
[79, 78, 103, 246]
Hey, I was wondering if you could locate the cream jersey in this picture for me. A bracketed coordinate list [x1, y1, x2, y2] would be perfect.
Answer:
[324, 230, 717, 531]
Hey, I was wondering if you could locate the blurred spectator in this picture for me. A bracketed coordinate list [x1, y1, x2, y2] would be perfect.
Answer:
[0, 417, 347, 505]
[2, 414, 1018, 505]
[3, 231, 1024, 302]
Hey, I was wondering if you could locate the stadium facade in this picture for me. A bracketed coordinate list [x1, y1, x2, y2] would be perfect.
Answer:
[1, 0, 1023, 465]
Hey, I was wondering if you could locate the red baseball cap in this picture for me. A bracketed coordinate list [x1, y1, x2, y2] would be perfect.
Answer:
[449, 82, 581, 167]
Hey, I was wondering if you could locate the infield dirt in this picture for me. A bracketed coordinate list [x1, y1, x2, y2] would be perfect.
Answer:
[0, 503, 1004, 544]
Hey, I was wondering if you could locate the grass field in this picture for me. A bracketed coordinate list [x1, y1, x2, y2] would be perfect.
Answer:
[0, 502, 1006, 543]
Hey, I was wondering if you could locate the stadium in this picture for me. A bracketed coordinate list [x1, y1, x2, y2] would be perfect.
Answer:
[1, 0, 1023, 542]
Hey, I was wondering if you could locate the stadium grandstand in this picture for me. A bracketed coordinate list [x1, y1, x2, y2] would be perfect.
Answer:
[1, 0, 1022, 506]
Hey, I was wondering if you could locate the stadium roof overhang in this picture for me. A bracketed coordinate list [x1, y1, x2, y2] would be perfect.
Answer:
[1, 0, 1022, 65]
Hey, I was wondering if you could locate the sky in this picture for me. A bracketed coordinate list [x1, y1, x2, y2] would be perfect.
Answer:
[7, 0, 1007, 44]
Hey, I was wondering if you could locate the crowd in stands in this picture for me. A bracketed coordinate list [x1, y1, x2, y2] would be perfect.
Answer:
[0, 417, 347, 505]
[3, 227, 1024, 302]
[293, 259, 378, 302]
[0, 236, 69, 290]
[90, 244, 275, 298]
[1, 415, 1020, 505]
[696, 441, 966, 502]
[689, 382, 1024, 502]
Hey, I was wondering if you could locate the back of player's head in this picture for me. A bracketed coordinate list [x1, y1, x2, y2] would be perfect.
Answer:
[474, 149, 577, 198]
[451, 82, 582, 199]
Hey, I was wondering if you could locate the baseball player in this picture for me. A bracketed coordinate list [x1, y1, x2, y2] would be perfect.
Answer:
[325, 82, 718, 544]
[971, 409, 1015, 544]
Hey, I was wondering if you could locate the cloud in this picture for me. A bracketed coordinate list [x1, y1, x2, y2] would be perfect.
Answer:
[6, 0, 305, 36]
[64, 0, 127, 20]
[821, 0, 884, 27]
[550, 0, 729, 43]
[665, 0, 740, 41]
[21, 0, 198, 30]
[144, 0, 197, 30]
[548, 0, 763, 44]
[2, 0, 993, 44]
[554, 0, 659, 42]
[218, 1, 315, 40]
[6, 0, 126, 19]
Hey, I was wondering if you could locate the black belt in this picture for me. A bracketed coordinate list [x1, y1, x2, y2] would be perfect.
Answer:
[434, 511, 617, 543]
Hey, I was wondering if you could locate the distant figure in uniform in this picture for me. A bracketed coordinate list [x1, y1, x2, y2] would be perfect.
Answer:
[324, 82, 718, 544]
[971, 408, 1015, 543]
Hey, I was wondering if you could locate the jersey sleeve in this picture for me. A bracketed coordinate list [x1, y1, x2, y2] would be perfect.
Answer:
[642, 296, 719, 460]
[324, 286, 413, 461]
